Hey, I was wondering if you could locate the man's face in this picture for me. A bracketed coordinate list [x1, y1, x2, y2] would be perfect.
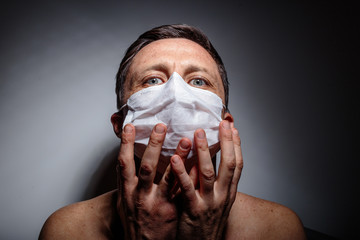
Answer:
[123, 38, 225, 105]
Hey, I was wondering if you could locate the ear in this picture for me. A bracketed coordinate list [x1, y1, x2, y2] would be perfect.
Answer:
[111, 112, 124, 138]
[223, 112, 234, 128]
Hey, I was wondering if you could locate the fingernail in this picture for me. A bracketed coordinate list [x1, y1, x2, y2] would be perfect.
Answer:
[155, 124, 165, 133]
[180, 139, 190, 150]
[196, 130, 205, 139]
[222, 120, 230, 129]
[124, 124, 133, 133]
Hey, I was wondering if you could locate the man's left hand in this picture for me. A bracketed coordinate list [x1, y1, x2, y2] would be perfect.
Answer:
[170, 120, 243, 240]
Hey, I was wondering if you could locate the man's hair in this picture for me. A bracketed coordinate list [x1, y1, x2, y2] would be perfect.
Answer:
[115, 24, 229, 111]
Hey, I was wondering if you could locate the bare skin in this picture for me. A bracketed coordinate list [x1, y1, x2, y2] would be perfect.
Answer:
[39, 39, 306, 239]
[39, 191, 305, 239]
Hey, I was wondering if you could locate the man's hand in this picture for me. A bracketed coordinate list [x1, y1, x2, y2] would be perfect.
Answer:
[116, 123, 192, 240]
[171, 120, 243, 240]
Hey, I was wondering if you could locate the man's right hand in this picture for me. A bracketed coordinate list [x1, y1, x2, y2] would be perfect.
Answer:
[116, 123, 191, 240]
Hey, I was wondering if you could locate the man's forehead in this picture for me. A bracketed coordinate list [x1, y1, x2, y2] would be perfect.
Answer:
[133, 39, 214, 65]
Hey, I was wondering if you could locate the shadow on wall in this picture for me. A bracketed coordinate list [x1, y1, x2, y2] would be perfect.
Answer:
[82, 146, 118, 200]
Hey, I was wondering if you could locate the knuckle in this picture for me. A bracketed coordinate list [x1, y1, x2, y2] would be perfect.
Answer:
[223, 130, 233, 141]
[148, 136, 163, 148]
[197, 141, 209, 151]
[222, 153, 236, 169]
[182, 180, 193, 192]
[121, 136, 131, 144]
[202, 167, 215, 182]
[237, 157, 244, 170]
[139, 163, 153, 176]
[118, 155, 128, 171]
[226, 158, 237, 172]
[134, 198, 145, 209]
[185, 205, 202, 219]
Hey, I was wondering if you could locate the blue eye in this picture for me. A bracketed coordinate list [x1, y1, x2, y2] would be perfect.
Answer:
[146, 78, 163, 85]
[189, 78, 206, 87]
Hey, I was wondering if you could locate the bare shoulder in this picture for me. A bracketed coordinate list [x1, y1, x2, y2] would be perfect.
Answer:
[39, 190, 118, 240]
[225, 192, 306, 240]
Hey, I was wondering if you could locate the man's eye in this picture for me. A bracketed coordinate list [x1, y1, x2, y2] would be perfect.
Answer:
[146, 78, 163, 85]
[189, 78, 206, 87]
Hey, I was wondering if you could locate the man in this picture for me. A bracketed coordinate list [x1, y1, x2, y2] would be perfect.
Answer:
[40, 24, 306, 239]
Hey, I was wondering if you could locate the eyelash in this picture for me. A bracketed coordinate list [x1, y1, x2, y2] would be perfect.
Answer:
[188, 78, 208, 87]
[143, 76, 165, 86]
[145, 77, 164, 85]
[143, 75, 211, 88]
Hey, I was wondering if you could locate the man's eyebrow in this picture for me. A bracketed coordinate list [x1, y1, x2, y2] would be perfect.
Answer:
[143, 63, 211, 75]
[184, 65, 210, 75]
[184, 64, 219, 81]
[143, 63, 169, 73]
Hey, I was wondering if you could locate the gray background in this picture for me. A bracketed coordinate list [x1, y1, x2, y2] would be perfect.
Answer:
[0, 0, 358, 239]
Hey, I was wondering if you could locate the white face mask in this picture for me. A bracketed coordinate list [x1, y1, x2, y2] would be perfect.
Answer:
[121, 72, 224, 173]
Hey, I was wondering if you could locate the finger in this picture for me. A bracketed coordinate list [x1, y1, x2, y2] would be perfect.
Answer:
[171, 155, 197, 206]
[195, 129, 215, 197]
[158, 163, 174, 199]
[159, 138, 192, 198]
[216, 120, 236, 194]
[229, 127, 243, 200]
[138, 123, 166, 192]
[176, 137, 192, 160]
[118, 124, 137, 189]
[169, 163, 199, 199]
[189, 163, 199, 189]
[116, 164, 122, 200]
